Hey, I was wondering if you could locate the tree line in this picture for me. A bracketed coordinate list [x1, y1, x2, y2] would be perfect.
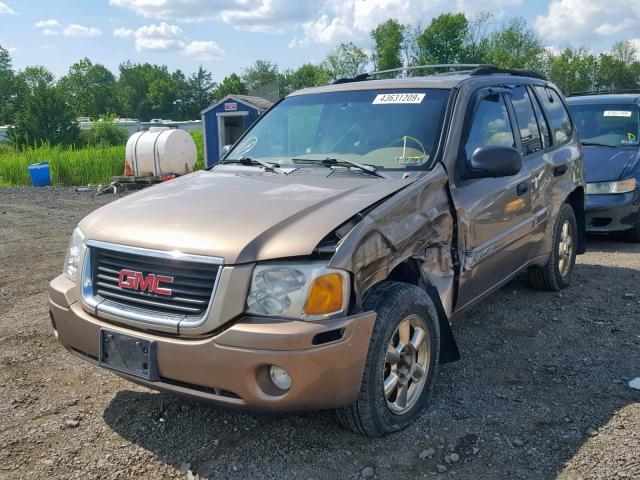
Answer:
[1, 12, 640, 148]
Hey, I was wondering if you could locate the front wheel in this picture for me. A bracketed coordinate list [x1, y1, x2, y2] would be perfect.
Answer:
[528, 203, 577, 291]
[336, 282, 440, 436]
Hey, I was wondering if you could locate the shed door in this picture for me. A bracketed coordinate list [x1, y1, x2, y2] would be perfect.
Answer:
[217, 113, 247, 157]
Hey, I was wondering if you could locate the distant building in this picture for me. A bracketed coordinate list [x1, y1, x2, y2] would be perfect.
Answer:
[201, 94, 273, 167]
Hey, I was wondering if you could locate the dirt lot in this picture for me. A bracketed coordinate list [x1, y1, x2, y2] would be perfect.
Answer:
[0, 186, 639, 480]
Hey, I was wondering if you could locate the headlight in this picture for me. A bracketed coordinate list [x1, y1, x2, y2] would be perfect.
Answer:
[587, 178, 636, 195]
[246, 262, 349, 320]
[63, 227, 85, 282]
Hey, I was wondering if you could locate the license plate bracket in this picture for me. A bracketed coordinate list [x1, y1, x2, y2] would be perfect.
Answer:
[99, 329, 158, 381]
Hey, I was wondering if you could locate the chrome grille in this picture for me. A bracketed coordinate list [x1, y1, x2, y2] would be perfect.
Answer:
[91, 247, 220, 317]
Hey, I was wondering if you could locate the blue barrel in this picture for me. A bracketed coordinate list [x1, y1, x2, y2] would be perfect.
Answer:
[28, 162, 51, 187]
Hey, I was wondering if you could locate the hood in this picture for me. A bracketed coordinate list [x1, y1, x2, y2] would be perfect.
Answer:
[583, 146, 640, 183]
[80, 169, 412, 264]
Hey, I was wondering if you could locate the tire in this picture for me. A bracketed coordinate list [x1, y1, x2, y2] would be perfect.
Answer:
[336, 281, 440, 436]
[528, 203, 577, 291]
[622, 211, 640, 243]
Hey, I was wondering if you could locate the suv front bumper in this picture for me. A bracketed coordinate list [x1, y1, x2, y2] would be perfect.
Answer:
[49, 275, 376, 412]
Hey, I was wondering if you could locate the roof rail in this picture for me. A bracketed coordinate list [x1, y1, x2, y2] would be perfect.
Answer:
[469, 66, 546, 80]
[331, 64, 489, 84]
[567, 89, 640, 97]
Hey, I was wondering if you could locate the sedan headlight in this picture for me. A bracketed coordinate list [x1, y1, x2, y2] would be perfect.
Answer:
[587, 178, 636, 195]
[246, 262, 349, 320]
[63, 227, 85, 282]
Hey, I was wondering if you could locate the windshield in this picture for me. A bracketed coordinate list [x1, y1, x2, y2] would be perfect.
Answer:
[569, 103, 640, 147]
[225, 89, 450, 170]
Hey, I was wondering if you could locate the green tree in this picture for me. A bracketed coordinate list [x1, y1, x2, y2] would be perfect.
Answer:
[323, 42, 369, 79]
[371, 19, 405, 71]
[178, 66, 214, 118]
[483, 18, 544, 70]
[281, 63, 331, 94]
[9, 69, 80, 148]
[242, 59, 279, 92]
[545, 48, 597, 94]
[115, 62, 183, 120]
[58, 58, 117, 118]
[212, 73, 248, 100]
[0, 45, 16, 125]
[416, 13, 468, 65]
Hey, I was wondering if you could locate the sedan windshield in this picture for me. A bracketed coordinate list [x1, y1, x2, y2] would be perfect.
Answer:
[225, 89, 450, 170]
[569, 103, 640, 148]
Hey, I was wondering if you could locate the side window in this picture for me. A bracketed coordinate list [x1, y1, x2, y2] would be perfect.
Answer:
[529, 87, 552, 148]
[510, 86, 542, 155]
[534, 86, 572, 145]
[465, 94, 515, 159]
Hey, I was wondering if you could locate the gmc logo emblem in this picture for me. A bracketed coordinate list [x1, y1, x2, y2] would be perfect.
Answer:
[118, 269, 174, 296]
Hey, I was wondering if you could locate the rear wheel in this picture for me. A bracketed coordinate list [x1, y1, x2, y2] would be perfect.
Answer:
[528, 203, 577, 291]
[336, 282, 440, 436]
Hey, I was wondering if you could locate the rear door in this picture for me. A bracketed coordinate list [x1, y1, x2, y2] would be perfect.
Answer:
[506, 84, 552, 259]
[451, 88, 534, 310]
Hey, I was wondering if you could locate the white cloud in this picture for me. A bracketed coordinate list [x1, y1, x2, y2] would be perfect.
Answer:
[109, 0, 326, 34]
[113, 27, 135, 39]
[0, 2, 15, 15]
[113, 21, 226, 59]
[34, 19, 61, 28]
[42, 28, 59, 36]
[110, 0, 524, 46]
[63, 24, 102, 37]
[183, 40, 224, 60]
[134, 22, 184, 50]
[535, 0, 640, 46]
[7, 46, 16, 53]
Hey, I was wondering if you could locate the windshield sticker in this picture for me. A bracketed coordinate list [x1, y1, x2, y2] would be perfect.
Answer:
[603, 110, 633, 117]
[373, 93, 425, 104]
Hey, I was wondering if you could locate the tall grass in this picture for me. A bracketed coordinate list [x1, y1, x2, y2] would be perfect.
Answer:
[0, 144, 125, 186]
[0, 130, 205, 187]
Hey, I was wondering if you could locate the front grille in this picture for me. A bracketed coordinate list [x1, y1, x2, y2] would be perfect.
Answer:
[91, 247, 220, 318]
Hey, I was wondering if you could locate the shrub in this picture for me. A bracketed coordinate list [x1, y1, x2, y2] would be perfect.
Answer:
[82, 119, 129, 147]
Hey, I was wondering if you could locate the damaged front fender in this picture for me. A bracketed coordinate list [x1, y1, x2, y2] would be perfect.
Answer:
[328, 164, 456, 317]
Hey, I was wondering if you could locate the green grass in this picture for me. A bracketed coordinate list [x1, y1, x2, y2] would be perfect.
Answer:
[0, 144, 125, 186]
[0, 130, 205, 187]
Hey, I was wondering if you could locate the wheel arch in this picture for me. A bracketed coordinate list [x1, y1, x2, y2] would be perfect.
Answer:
[565, 186, 586, 254]
[367, 259, 461, 364]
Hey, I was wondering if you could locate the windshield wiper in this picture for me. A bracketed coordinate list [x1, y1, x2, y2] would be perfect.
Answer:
[581, 141, 616, 148]
[219, 157, 284, 174]
[291, 157, 386, 179]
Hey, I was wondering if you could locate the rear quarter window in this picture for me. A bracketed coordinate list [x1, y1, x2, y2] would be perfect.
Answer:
[534, 86, 572, 145]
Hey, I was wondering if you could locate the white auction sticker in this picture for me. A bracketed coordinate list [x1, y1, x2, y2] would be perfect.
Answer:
[603, 110, 632, 117]
[373, 93, 425, 104]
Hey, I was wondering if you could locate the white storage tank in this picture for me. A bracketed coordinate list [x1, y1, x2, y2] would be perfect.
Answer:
[125, 127, 197, 176]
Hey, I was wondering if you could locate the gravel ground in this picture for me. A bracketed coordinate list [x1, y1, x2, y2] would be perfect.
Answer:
[0, 186, 639, 480]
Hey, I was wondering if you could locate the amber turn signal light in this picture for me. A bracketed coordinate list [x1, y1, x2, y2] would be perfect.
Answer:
[304, 273, 344, 315]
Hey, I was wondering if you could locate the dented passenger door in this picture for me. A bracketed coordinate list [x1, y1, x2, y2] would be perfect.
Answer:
[450, 88, 534, 311]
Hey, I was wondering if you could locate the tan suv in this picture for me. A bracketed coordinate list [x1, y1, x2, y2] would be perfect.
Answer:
[49, 65, 586, 436]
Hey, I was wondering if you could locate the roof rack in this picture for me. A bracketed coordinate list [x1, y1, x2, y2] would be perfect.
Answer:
[567, 89, 640, 97]
[332, 63, 546, 84]
[469, 66, 546, 80]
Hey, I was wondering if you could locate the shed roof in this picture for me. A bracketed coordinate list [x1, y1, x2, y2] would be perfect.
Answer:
[201, 94, 274, 115]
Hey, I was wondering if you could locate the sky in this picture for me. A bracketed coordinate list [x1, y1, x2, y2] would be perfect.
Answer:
[1, 0, 639, 83]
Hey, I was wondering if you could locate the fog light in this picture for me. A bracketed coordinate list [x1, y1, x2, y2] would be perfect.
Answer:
[269, 365, 292, 391]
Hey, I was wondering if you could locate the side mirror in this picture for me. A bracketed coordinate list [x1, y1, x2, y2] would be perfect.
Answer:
[465, 146, 522, 179]
[220, 144, 232, 159]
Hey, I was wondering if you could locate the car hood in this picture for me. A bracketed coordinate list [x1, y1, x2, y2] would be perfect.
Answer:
[80, 169, 413, 264]
[583, 146, 640, 183]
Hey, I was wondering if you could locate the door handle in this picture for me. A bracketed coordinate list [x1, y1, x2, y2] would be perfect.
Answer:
[553, 164, 568, 176]
[516, 182, 528, 196]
